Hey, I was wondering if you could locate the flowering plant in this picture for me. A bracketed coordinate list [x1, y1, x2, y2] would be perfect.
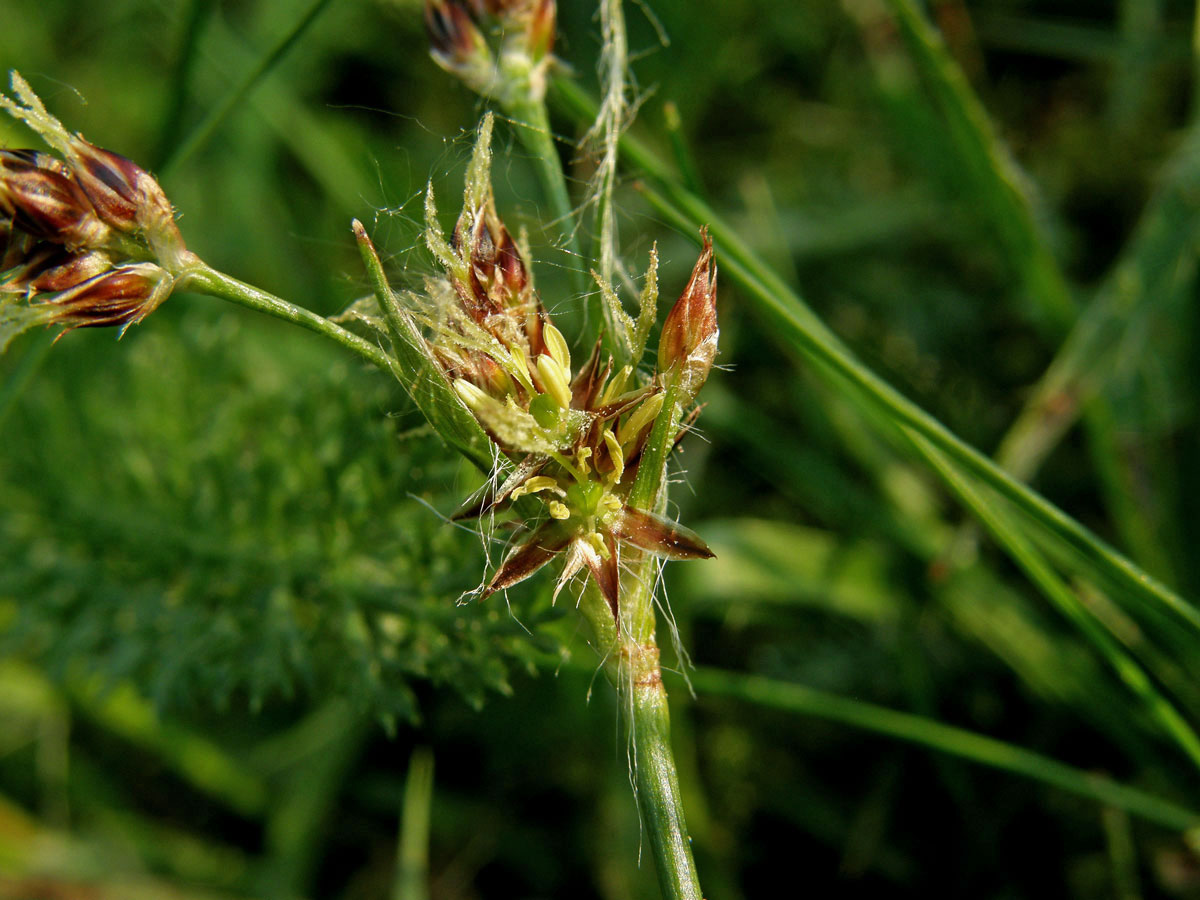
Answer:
[0, 1, 717, 889]
[408, 115, 717, 617]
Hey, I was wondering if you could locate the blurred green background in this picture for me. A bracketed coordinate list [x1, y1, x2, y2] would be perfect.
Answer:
[3, 0, 1200, 897]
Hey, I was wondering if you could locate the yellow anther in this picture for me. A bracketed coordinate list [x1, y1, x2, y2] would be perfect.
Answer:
[586, 531, 611, 559]
[618, 391, 665, 447]
[453, 379, 491, 411]
[510, 475, 563, 500]
[507, 344, 535, 391]
[602, 428, 625, 482]
[548, 500, 570, 520]
[536, 353, 573, 409]
[543, 321, 572, 380]
[598, 364, 631, 406]
[575, 445, 593, 474]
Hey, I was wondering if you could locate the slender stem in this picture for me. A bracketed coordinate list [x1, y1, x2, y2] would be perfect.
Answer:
[576, 531, 703, 899]
[176, 262, 396, 374]
[631, 669, 703, 900]
[505, 98, 591, 315]
[579, 576, 703, 900]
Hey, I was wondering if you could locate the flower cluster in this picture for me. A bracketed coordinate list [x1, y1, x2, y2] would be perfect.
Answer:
[423, 0, 556, 106]
[0, 72, 192, 345]
[420, 116, 717, 618]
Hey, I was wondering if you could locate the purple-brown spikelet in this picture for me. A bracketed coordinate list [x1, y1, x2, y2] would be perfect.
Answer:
[0, 149, 110, 248]
[0, 71, 196, 344]
[38, 263, 173, 332]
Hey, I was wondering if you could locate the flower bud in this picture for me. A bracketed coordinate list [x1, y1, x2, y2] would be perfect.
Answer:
[1, 245, 112, 294]
[446, 122, 547, 357]
[425, 0, 496, 95]
[65, 139, 187, 268]
[1, 72, 191, 274]
[44, 263, 173, 331]
[424, 0, 556, 104]
[658, 229, 718, 403]
[0, 149, 110, 249]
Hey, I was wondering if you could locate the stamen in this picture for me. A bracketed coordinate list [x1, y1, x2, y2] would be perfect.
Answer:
[602, 428, 624, 482]
[510, 475, 564, 500]
[618, 391, 664, 447]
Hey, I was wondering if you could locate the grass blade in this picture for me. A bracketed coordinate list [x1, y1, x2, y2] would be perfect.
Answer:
[627, 167, 1200, 639]
[353, 219, 498, 473]
[854, 0, 1075, 331]
[691, 668, 1200, 833]
[394, 747, 434, 900]
[161, 0, 337, 177]
[903, 428, 1200, 770]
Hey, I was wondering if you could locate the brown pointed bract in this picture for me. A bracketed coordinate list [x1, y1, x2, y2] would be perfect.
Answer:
[611, 506, 715, 561]
[658, 229, 718, 404]
[583, 535, 621, 620]
[484, 523, 572, 596]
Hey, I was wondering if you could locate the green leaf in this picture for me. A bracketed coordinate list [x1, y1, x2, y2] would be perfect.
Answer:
[353, 219, 498, 474]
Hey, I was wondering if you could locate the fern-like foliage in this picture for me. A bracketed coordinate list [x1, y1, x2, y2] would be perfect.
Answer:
[0, 311, 565, 725]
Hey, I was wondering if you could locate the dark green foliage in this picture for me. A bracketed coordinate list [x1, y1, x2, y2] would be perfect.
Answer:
[2, 0, 1200, 898]
[0, 312, 561, 721]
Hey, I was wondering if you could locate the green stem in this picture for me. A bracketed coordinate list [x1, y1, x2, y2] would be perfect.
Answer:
[394, 747, 434, 900]
[505, 98, 591, 318]
[578, 556, 703, 899]
[631, 668, 703, 900]
[160, 0, 338, 177]
[176, 262, 396, 375]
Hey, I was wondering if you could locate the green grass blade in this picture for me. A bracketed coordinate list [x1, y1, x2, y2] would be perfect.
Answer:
[858, 0, 1075, 332]
[904, 429, 1200, 770]
[161, 0, 337, 177]
[552, 77, 1200, 641]
[153, 0, 217, 170]
[992, 119, 1200, 481]
[691, 668, 1200, 833]
[66, 673, 269, 818]
[630, 171, 1200, 639]
[394, 747, 434, 900]
[353, 220, 498, 473]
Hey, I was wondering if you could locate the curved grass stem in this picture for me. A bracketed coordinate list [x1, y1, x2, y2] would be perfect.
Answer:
[176, 262, 396, 375]
[692, 668, 1200, 833]
[631, 669, 703, 900]
[549, 79, 1200, 641]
